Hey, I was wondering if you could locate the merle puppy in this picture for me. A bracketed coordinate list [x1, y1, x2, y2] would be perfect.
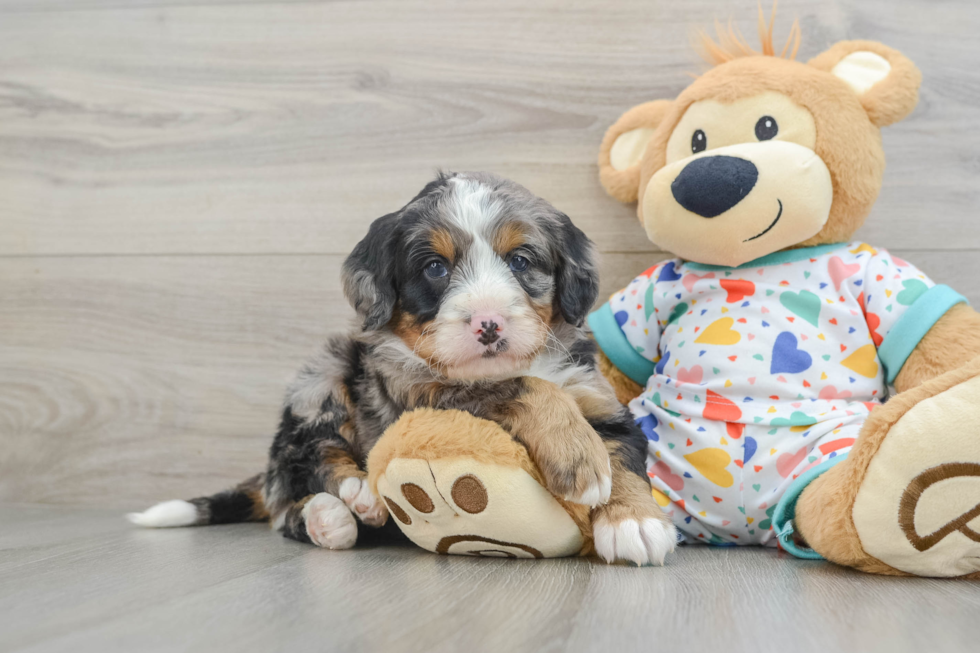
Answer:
[129, 172, 676, 565]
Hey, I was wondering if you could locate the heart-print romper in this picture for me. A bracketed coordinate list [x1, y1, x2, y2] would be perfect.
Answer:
[588, 242, 966, 547]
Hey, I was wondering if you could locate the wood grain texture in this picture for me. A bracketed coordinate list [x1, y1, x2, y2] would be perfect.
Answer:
[1, 504, 979, 653]
[1, 0, 979, 509]
[1, 0, 979, 256]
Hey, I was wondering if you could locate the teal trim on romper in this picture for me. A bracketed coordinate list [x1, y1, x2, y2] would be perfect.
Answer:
[772, 453, 850, 560]
[587, 303, 655, 387]
[682, 243, 846, 271]
[877, 284, 967, 384]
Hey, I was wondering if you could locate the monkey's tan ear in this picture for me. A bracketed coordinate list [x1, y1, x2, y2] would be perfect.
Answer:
[598, 100, 673, 203]
[808, 40, 921, 127]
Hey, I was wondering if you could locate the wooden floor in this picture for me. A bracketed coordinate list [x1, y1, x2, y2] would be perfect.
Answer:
[2, 0, 980, 650]
[2, 503, 979, 653]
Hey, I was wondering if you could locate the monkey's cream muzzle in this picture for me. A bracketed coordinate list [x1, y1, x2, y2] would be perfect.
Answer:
[642, 140, 833, 267]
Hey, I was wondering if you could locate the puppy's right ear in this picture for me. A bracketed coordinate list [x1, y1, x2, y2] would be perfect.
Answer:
[342, 212, 399, 330]
[598, 100, 673, 203]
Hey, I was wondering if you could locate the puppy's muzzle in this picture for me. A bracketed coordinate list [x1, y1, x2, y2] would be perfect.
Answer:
[670, 155, 759, 218]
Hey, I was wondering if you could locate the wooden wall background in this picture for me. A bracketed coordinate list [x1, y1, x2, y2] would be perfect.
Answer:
[2, 0, 978, 508]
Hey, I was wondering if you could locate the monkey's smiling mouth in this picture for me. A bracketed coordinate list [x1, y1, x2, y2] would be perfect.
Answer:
[744, 199, 783, 242]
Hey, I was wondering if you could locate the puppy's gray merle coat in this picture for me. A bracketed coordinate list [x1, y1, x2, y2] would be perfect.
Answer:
[130, 172, 676, 565]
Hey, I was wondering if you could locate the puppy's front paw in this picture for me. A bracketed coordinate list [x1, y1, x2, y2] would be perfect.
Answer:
[534, 426, 612, 507]
[303, 493, 358, 549]
[338, 476, 389, 527]
[592, 489, 677, 566]
[593, 516, 677, 566]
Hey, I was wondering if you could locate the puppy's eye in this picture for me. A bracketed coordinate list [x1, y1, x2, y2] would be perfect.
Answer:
[424, 261, 448, 279]
[691, 129, 706, 154]
[755, 116, 778, 141]
[509, 255, 529, 273]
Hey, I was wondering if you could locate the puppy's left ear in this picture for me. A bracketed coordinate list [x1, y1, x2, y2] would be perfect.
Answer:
[553, 215, 599, 327]
[809, 40, 922, 127]
[342, 212, 399, 330]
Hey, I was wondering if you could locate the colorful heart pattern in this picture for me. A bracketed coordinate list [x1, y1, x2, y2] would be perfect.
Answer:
[608, 243, 942, 545]
[770, 332, 812, 374]
[695, 317, 741, 345]
[778, 289, 821, 326]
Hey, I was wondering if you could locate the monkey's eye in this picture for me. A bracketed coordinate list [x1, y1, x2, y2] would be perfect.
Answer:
[509, 255, 530, 273]
[755, 116, 778, 141]
[424, 260, 448, 279]
[691, 129, 707, 154]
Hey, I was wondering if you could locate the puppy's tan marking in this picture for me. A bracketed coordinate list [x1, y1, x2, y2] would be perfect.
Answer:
[491, 377, 610, 504]
[491, 221, 527, 256]
[390, 311, 438, 363]
[429, 228, 457, 262]
[239, 475, 270, 521]
[593, 441, 669, 526]
[317, 446, 366, 497]
[565, 383, 625, 421]
[532, 300, 555, 327]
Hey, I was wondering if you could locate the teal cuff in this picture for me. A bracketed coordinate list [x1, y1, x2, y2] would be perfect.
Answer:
[878, 284, 967, 384]
[587, 303, 655, 387]
[772, 453, 849, 560]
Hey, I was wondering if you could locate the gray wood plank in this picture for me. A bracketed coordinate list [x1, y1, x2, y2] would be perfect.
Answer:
[1, 504, 978, 653]
[0, 0, 978, 256]
[2, 250, 978, 506]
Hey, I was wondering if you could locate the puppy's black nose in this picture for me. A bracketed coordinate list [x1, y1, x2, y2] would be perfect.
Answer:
[670, 155, 758, 218]
[477, 320, 500, 345]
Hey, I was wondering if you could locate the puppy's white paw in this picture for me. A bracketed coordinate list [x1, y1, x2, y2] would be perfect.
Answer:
[593, 517, 677, 566]
[338, 476, 389, 527]
[563, 461, 612, 507]
[302, 493, 358, 549]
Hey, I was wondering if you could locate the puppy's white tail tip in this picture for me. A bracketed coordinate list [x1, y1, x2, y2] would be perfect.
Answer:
[127, 500, 199, 528]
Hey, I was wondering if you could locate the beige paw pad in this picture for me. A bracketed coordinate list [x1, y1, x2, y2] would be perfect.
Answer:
[853, 374, 980, 577]
[376, 457, 584, 558]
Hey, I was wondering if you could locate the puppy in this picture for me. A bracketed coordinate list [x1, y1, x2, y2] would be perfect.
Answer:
[129, 172, 676, 565]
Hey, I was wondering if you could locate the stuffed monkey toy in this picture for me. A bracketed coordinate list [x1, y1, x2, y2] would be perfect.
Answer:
[590, 18, 980, 577]
[369, 16, 980, 577]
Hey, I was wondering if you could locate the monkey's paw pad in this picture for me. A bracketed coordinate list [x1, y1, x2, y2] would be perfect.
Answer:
[376, 457, 584, 558]
[853, 373, 980, 577]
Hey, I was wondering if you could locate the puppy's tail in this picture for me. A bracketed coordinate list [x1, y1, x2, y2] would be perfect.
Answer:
[127, 473, 269, 528]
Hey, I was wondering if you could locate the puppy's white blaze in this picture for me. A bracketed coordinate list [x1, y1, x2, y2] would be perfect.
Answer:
[303, 493, 358, 550]
[434, 238, 544, 378]
[447, 178, 502, 232]
[126, 500, 199, 528]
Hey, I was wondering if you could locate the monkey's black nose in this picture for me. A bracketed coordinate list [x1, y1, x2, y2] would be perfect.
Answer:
[670, 155, 758, 218]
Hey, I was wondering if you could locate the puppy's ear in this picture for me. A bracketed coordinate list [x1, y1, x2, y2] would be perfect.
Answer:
[553, 214, 599, 327]
[598, 100, 674, 203]
[808, 40, 921, 127]
[342, 212, 399, 330]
